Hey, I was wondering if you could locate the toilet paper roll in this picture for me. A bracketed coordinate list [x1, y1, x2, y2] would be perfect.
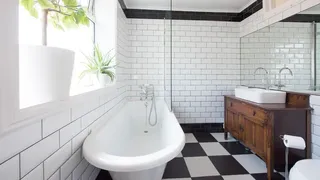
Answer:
[283, 135, 306, 150]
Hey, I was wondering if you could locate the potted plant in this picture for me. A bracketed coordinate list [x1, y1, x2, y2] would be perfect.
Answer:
[19, 0, 89, 108]
[80, 45, 117, 88]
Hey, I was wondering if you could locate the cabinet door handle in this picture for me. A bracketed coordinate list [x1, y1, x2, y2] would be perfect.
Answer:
[230, 102, 233, 107]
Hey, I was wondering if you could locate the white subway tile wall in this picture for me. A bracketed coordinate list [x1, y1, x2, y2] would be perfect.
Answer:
[310, 95, 320, 159]
[128, 19, 166, 99]
[128, 19, 240, 123]
[0, 3, 130, 180]
[317, 26, 320, 88]
[241, 22, 312, 90]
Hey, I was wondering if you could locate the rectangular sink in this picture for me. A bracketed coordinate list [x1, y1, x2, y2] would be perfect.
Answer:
[235, 88, 286, 104]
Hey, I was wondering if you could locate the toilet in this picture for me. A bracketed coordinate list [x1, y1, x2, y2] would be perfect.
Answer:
[289, 159, 320, 180]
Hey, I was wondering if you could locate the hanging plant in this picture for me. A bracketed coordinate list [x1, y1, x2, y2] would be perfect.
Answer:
[20, 0, 90, 45]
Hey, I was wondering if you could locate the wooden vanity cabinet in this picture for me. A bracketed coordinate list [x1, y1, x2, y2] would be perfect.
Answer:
[224, 95, 311, 180]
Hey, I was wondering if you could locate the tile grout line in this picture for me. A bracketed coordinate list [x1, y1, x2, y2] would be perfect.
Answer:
[0, 96, 128, 167]
[19, 153, 21, 179]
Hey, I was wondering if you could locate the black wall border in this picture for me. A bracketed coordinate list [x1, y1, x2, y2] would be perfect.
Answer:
[180, 123, 224, 133]
[118, 0, 262, 22]
[118, 0, 127, 10]
[281, 14, 320, 22]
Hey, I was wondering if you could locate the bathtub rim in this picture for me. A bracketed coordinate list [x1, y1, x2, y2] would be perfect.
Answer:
[83, 101, 185, 172]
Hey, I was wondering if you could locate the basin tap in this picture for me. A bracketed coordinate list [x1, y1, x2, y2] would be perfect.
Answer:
[276, 67, 293, 90]
[254, 67, 270, 90]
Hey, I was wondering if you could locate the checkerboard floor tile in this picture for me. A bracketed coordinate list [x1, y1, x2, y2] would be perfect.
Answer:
[162, 133, 284, 180]
[96, 133, 284, 180]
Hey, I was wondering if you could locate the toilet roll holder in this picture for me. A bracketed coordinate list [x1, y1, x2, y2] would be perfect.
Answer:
[280, 135, 290, 180]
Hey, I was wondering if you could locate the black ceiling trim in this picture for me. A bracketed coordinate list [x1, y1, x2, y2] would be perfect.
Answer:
[281, 14, 320, 22]
[118, 0, 262, 22]
[124, 9, 241, 21]
[118, 0, 127, 10]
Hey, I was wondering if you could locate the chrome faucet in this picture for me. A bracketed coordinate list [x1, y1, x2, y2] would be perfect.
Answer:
[139, 84, 155, 101]
[276, 67, 293, 90]
[254, 67, 270, 90]
[139, 84, 158, 126]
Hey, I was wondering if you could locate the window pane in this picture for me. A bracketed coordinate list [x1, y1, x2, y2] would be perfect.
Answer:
[19, 2, 95, 108]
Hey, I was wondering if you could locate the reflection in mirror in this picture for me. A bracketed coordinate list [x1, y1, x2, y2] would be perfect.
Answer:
[240, 4, 320, 93]
[241, 22, 312, 90]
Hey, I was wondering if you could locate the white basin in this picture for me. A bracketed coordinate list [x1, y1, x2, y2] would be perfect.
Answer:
[235, 88, 286, 104]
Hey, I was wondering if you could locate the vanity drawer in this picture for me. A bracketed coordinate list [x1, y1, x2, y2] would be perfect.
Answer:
[226, 98, 268, 125]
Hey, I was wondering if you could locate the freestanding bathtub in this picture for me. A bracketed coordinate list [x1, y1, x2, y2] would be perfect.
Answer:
[83, 99, 185, 180]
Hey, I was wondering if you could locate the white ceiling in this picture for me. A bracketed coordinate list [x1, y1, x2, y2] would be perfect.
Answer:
[124, 0, 256, 13]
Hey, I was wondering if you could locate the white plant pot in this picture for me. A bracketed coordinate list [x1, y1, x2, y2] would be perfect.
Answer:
[98, 73, 112, 88]
[19, 45, 75, 108]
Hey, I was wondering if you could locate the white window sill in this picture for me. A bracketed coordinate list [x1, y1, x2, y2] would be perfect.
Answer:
[2, 83, 119, 135]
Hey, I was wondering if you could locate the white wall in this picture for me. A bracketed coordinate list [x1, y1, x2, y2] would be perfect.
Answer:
[0, 0, 19, 132]
[128, 19, 240, 123]
[0, 2, 130, 180]
[310, 95, 320, 159]
[241, 22, 312, 90]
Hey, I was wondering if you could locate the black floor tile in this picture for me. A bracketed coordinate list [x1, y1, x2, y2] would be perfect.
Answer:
[96, 170, 113, 180]
[251, 173, 285, 180]
[181, 143, 207, 157]
[163, 157, 190, 178]
[219, 142, 252, 155]
[192, 176, 224, 180]
[209, 156, 249, 175]
[193, 132, 217, 142]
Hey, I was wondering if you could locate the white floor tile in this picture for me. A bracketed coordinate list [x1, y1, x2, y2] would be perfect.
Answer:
[184, 157, 220, 177]
[176, 153, 183, 158]
[185, 133, 198, 143]
[222, 174, 255, 180]
[233, 154, 267, 174]
[211, 133, 236, 142]
[200, 142, 230, 156]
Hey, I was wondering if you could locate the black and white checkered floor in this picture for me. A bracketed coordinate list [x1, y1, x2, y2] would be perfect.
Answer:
[97, 133, 285, 180]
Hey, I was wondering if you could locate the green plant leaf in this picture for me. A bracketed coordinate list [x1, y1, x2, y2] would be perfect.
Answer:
[38, 0, 54, 9]
[62, 15, 78, 28]
[80, 46, 117, 81]
[20, 0, 39, 18]
[20, 0, 33, 10]
[62, 0, 78, 7]
[51, 19, 65, 31]
[102, 70, 115, 81]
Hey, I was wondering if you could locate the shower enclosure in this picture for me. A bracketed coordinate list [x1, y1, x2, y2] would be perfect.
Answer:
[315, 23, 320, 89]
[164, 0, 173, 111]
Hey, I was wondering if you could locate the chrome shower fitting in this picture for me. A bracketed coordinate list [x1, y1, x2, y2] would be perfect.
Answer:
[139, 84, 158, 126]
[139, 84, 155, 101]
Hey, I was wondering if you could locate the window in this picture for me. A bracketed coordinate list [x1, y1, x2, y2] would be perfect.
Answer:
[1, 0, 119, 134]
[19, 0, 96, 109]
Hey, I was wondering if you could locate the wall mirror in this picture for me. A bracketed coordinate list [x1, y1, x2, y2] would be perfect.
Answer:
[240, 4, 320, 94]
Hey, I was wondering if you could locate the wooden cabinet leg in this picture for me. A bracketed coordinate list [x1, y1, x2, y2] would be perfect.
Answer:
[224, 131, 228, 140]
[267, 161, 273, 180]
